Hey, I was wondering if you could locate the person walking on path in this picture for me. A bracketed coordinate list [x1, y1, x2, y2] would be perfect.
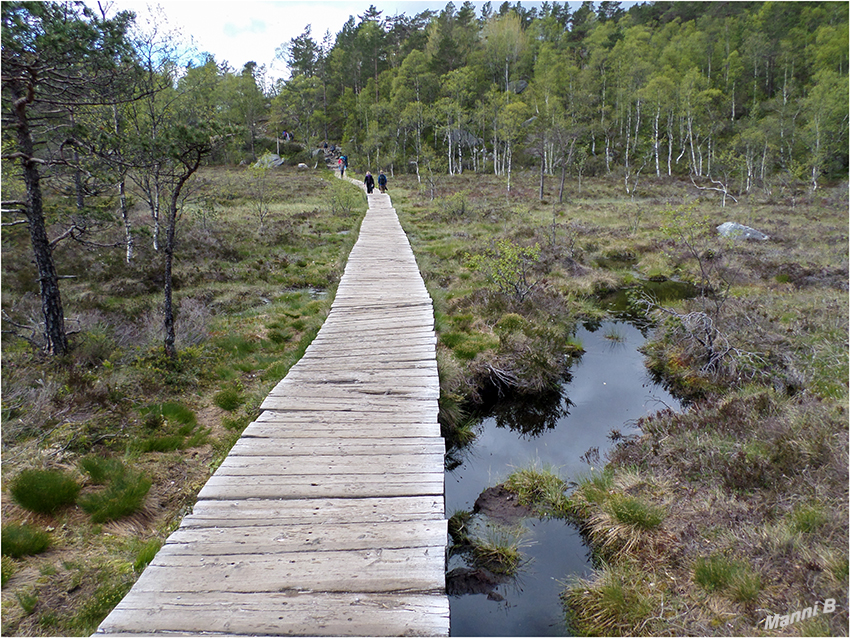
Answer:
[338, 157, 345, 178]
[364, 171, 375, 193]
[378, 170, 388, 193]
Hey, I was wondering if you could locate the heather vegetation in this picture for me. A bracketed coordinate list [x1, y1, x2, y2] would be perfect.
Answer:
[2, 0, 847, 635]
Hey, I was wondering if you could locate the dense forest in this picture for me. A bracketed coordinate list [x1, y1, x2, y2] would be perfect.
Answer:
[276, 0, 849, 191]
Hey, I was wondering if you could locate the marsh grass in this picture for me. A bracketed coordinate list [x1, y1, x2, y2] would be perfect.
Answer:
[1, 524, 51, 558]
[470, 523, 527, 576]
[504, 465, 570, 518]
[10, 469, 81, 515]
[563, 560, 661, 636]
[213, 385, 244, 411]
[78, 457, 152, 523]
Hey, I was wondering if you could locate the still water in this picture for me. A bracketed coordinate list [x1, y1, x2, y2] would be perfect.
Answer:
[446, 321, 682, 637]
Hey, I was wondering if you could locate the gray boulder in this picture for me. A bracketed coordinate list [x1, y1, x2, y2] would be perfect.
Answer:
[717, 221, 769, 241]
[254, 154, 284, 168]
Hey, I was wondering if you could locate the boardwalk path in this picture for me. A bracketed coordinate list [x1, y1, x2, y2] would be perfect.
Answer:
[96, 180, 449, 636]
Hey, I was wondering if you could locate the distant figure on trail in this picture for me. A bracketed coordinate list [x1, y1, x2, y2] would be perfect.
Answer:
[364, 171, 375, 194]
[378, 170, 387, 193]
[338, 157, 345, 177]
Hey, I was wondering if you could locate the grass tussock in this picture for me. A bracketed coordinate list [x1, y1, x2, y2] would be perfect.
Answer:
[1, 524, 51, 558]
[9, 469, 81, 515]
[503, 465, 570, 518]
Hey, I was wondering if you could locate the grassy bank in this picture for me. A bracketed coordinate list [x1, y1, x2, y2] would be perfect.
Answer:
[1, 166, 367, 636]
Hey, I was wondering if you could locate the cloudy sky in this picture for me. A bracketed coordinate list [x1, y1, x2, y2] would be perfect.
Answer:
[96, 1, 556, 84]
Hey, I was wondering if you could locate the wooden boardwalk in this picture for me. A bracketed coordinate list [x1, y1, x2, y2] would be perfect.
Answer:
[96, 180, 449, 636]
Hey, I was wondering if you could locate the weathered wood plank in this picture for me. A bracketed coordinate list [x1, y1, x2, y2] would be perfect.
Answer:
[161, 520, 447, 555]
[97, 592, 449, 637]
[241, 423, 442, 440]
[228, 437, 445, 456]
[213, 453, 445, 474]
[129, 547, 445, 594]
[197, 474, 444, 500]
[181, 495, 445, 527]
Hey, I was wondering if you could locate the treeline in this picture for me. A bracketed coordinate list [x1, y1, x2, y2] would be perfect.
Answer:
[276, 0, 848, 192]
[1, 1, 847, 359]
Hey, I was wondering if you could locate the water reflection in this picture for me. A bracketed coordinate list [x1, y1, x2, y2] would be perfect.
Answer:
[445, 320, 683, 637]
[487, 389, 573, 437]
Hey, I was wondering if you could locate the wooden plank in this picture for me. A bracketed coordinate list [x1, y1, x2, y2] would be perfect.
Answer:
[213, 453, 445, 474]
[161, 520, 447, 555]
[197, 474, 444, 500]
[98, 592, 449, 637]
[241, 425, 443, 440]
[228, 437, 445, 456]
[129, 547, 445, 594]
[259, 396, 440, 415]
[181, 496, 445, 527]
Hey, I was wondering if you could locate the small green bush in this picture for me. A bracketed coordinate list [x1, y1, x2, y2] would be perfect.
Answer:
[10, 469, 81, 514]
[2, 523, 51, 557]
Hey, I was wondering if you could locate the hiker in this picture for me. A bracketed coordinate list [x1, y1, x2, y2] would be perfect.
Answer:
[338, 157, 345, 177]
[378, 170, 388, 193]
[364, 171, 375, 194]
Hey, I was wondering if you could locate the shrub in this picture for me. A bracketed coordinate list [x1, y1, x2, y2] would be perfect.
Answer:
[466, 239, 542, 302]
[10, 469, 81, 514]
[2, 523, 51, 557]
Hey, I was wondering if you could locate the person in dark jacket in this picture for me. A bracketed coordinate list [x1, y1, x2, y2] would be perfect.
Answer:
[364, 171, 375, 193]
[378, 170, 388, 193]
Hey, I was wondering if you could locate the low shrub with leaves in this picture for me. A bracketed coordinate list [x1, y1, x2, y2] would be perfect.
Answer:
[465, 239, 542, 303]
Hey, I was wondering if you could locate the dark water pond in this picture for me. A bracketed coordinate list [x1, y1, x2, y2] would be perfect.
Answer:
[446, 320, 683, 637]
